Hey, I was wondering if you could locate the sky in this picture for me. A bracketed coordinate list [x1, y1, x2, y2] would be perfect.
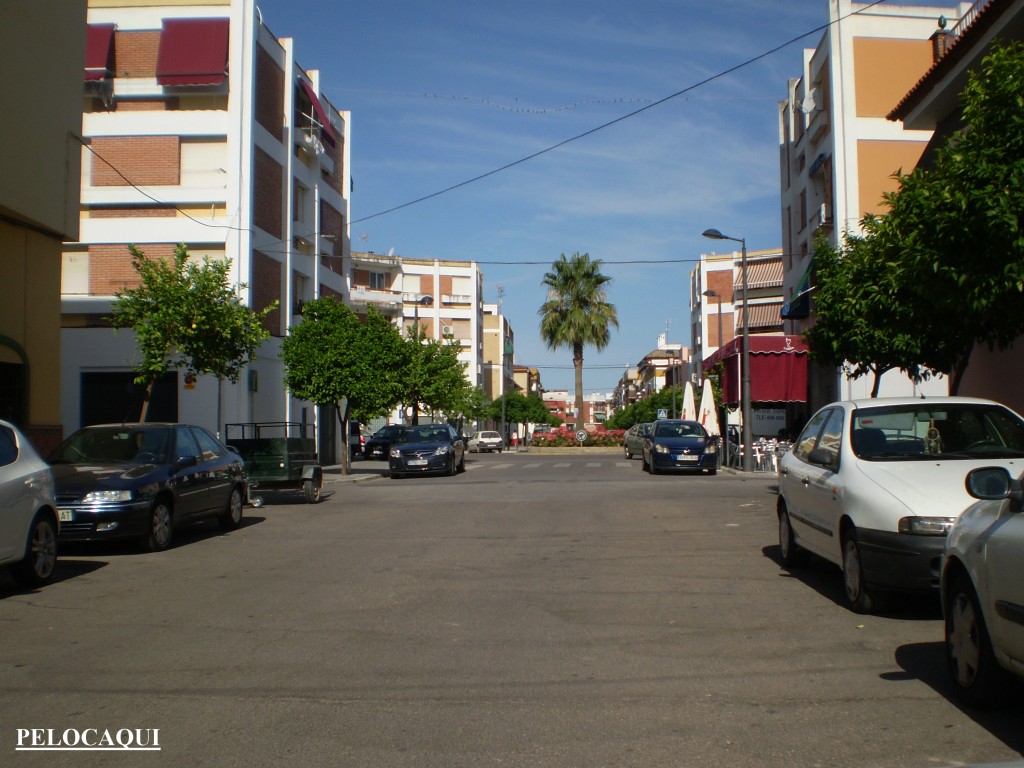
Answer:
[256, 0, 956, 394]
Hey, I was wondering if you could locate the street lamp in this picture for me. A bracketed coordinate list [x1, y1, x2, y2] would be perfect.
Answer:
[703, 228, 752, 473]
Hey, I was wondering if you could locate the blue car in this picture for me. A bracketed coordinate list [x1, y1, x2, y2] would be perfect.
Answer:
[642, 419, 718, 475]
[389, 424, 466, 479]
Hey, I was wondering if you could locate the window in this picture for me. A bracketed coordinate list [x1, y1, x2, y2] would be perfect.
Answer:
[0, 426, 17, 467]
[174, 425, 201, 460]
[192, 427, 225, 461]
[793, 409, 830, 462]
[369, 272, 386, 290]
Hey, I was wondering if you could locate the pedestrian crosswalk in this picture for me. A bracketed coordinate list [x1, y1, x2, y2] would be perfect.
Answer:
[465, 460, 636, 472]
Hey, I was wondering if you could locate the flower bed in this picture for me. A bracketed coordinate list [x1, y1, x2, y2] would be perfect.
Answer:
[530, 426, 625, 448]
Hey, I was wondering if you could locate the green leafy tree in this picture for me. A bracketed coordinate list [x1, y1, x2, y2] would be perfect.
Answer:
[401, 328, 470, 424]
[280, 300, 405, 474]
[869, 41, 1024, 392]
[803, 229, 924, 397]
[486, 391, 552, 430]
[110, 244, 275, 421]
[539, 252, 619, 426]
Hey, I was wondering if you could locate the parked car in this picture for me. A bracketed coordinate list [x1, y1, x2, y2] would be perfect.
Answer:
[49, 423, 248, 552]
[941, 465, 1024, 708]
[468, 431, 504, 453]
[364, 425, 403, 460]
[777, 396, 1024, 613]
[0, 420, 59, 587]
[623, 422, 651, 459]
[641, 420, 717, 475]
[349, 423, 365, 460]
[389, 424, 466, 479]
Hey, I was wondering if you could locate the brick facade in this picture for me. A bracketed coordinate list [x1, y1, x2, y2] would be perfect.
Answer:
[91, 136, 180, 186]
[253, 146, 283, 238]
[88, 243, 175, 295]
[255, 46, 284, 141]
[252, 249, 282, 336]
[90, 206, 176, 218]
[113, 30, 160, 78]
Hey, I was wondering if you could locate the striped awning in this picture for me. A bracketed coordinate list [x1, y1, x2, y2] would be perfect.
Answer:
[735, 258, 782, 291]
[741, 302, 783, 331]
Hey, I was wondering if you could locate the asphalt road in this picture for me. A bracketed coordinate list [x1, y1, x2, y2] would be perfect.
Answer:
[1, 452, 1022, 767]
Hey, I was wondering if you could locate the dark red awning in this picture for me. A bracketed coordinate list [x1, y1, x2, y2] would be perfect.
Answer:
[298, 79, 337, 144]
[85, 23, 115, 81]
[157, 18, 229, 86]
[702, 335, 808, 404]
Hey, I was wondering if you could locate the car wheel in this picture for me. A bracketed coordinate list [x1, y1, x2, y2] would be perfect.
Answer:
[303, 477, 321, 504]
[841, 528, 875, 614]
[649, 455, 659, 475]
[11, 513, 58, 587]
[945, 570, 1015, 708]
[219, 486, 244, 530]
[457, 452, 466, 473]
[144, 500, 173, 552]
[448, 455, 457, 476]
[707, 467, 717, 476]
[777, 504, 807, 567]
[390, 471, 403, 480]
[642, 453, 649, 472]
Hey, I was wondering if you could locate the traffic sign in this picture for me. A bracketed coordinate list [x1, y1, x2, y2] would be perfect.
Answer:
[575, 430, 588, 443]
[657, 409, 668, 419]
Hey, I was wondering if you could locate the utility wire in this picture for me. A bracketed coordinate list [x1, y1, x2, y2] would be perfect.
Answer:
[351, 0, 888, 225]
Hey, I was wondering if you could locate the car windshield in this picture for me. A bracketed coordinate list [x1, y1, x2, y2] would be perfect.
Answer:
[480, 432, 500, 439]
[49, 427, 172, 464]
[654, 422, 705, 438]
[852, 404, 1024, 460]
[397, 426, 449, 444]
[373, 426, 400, 439]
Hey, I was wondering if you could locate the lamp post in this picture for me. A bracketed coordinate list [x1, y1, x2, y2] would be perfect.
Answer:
[702, 288, 726, 469]
[410, 294, 434, 338]
[703, 229, 752, 472]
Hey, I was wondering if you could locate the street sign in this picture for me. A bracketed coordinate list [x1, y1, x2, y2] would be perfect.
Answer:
[657, 409, 668, 419]
[575, 430, 588, 444]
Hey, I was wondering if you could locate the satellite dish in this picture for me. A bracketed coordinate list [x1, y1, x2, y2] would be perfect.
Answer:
[387, 247, 395, 257]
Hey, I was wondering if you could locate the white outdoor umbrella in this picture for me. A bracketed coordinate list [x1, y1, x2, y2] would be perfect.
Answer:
[698, 378, 720, 436]
[682, 381, 696, 421]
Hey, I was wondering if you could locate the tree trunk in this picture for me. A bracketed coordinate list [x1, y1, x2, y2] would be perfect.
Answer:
[139, 378, 155, 422]
[573, 342, 584, 431]
[337, 400, 351, 476]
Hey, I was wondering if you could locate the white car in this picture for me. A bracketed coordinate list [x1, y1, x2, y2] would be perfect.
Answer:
[777, 397, 1024, 613]
[0, 420, 59, 587]
[941, 465, 1024, 708]
[468, 431, 504, 453]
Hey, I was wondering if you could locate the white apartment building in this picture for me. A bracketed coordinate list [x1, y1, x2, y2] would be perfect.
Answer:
[778, 0, 969, 408]
[63, 0, 350, 456]
[348, 251, 485, 421]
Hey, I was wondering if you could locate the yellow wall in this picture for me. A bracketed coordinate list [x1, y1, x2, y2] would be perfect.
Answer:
[853, 37, 934, 117]
[0, 221, 63, 427]
[857, 139, 927, 216]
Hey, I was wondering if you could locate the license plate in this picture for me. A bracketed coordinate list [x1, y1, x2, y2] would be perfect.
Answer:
[408, 459, 427, 467]
[58, 509, 74, 522]
[676, 455, 699, 462]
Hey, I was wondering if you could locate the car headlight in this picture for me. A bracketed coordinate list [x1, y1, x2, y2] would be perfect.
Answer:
[82, 489, 134, 504]
[898, 516, 956, 535]
[433, 445, 451, 456]
[389, 447, 401, 458]
[704, 441, 717, 455]
[654, 444, 670, 454]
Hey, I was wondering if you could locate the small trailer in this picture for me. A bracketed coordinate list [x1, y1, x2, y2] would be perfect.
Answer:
[224, 422, 322, 504]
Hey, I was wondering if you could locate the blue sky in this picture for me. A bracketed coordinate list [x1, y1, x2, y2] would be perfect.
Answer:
[257, 0, 954, 394]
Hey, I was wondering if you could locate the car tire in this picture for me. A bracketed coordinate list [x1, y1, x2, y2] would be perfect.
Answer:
[945, 569, 1015, 709]
[649, 456, 659, 475]
[144, 500, 174, 552]
[390, 471, 403, 480]
[219, 486, 244, 530]
[841, 527, 875, 614]
[448, 455, 457, 476]
[10, 513, 58, 587]
[777, 504, 808, 567]
[707, 467, 717, 476]
[457, 452, 466, 473]
[303, 477, 321, 504]
[642, 453, 649, 472]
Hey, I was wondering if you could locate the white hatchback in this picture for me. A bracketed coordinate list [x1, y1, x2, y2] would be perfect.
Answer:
[468, 431, 504, 453]
[0, 420, 59, 587]
[777, 397, 1024, 613]
[942, 466, 1024, 708]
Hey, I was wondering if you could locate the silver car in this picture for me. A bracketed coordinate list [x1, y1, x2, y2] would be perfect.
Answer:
[0, 420, 59, 587]
[623, 422, 651, 459]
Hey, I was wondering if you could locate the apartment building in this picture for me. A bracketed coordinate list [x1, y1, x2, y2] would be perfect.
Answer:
[888, 0, 1024, 412]
[482, 303, 514, 408]
[0, 0, 87, 452]
[778, 0, 970, 408]
[636, 334, 691, 399]
[64, 0, 350, 452]
[348, 251, 484, 398]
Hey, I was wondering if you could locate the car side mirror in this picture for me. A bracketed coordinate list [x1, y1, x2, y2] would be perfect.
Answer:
[175, 455, 198, 470]
[965, 467, 1023, 509]
[808, 447, 837, 469]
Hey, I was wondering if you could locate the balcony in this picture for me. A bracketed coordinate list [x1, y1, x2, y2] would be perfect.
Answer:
[349, 285, 402, 313]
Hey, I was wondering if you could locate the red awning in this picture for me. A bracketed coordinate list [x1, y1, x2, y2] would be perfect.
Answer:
[702, 335, 808, 404]
[298, 79, 337, 144]
[85, 23, 115, 81]
[157, 18, 229, 86]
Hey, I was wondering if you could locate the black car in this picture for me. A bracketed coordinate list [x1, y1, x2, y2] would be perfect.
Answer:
[388, 424, 466, 479]
[642, 419, 718, 475]
[49, 423, 248, 551]
[364, 424, 403, 460]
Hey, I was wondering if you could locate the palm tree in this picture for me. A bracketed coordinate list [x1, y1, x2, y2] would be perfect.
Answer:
[539, 252, 619, 429]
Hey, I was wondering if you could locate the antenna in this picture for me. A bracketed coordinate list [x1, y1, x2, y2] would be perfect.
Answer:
[497, 283, 505, 310]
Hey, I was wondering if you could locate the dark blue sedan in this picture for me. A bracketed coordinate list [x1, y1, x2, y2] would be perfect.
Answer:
[49, 423, 248, 551]
[642, 419, 718, 475]
[389, 424, 466, 479]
